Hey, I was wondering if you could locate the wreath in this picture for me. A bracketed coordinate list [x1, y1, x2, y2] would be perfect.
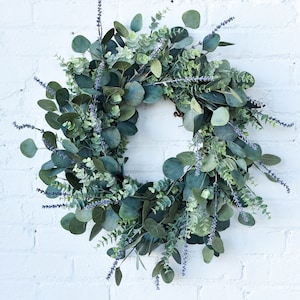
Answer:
[15, 2, 292, 287]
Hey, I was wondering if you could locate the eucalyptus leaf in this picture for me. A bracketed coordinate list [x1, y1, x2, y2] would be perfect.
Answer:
[211, 107, 230, 126]
[114, 21, 129, 38]
[20, 138, 38, 158]
[260, 154, 281, 166]
[182, 10, 200, 29]
[162, 157, 184, 180]
[38, 99, 58, 112]
[160, 267, 175, 284]
[143, 85, 163, 104]
[238, 212, 255, 226]
[92, 206, 106, 224]
[203, 33, 220, 52]
[102, 208, 120, 231]
[144, 218, 166, 238]
[202, 246, 214, 263]
[211, 237, 224, 254]
[61, 213, 75, 231]
[89, 223, 102, 241]
[150, 58, 162, 78]
[69, 218, 87, 235]
[130, 13, 143, 32]
[102, 127, 121, 149]
[124, 81, 145, 106]
[115, 267, 122, 286]
[72, 35, 91, 53]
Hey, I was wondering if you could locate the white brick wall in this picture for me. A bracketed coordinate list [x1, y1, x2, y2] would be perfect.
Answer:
[1, 0, 300, 299]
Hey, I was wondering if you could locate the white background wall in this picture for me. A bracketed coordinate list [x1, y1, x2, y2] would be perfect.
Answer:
[1, 0, 300, 299]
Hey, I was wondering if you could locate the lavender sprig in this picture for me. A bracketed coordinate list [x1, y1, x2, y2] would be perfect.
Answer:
[181, 242, 188, 276]
[211, 17, 235, 35]
[207, 182, 219, 246]
[34, 76, 56, 97]
[13, 121, 44, 133]
[96, 0, 102, 41]
[42, 204, 67, 209]
[247, 96, 266, 108]
[258, 162, 290, 193]
[106, 250, 123, 281]
[228, 183, 249, 223]
[154, 275, 160, 290]
[36, 188, 69, 198]
[149, 38, 167, 60]
[266, 116, 294, 128]
[230, 123, 257, 150]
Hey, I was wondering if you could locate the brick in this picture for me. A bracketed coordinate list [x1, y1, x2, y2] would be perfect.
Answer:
[0, 281, 37, 300]
[242, 255, 270, 284]
[247, 286, 300, 300]
[200, 284, 244, 300]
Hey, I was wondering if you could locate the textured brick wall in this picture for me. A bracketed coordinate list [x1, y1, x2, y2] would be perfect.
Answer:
[1, 0, 300, 299]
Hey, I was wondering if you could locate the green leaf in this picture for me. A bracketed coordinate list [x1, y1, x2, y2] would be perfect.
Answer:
[92, 206, 106, 224]
[236, 158, 247, 172]
[218, 204, 234, 221]
[51, 151, 72, 168]
[115, 267, 122, 286]
[201, 154, 217, 172]
[61, 213, 75, 231]
[74, 74, 94, 89]
[46, 81, 61, 99]
[119, 197, 141, 221]
[143, 85, 163, 104]
[211, 107, 230, 126]
[144, 218, 166, 238]
[117, 121, 138, 136]
[231, 169, 245, 188]
[43, 131, 57, 149]
[172, 248, 181, 264]
[152, 261, 164, 277]
[56, 88, 69, 106]
[124, 81, 145, 106]
[20, 138, 38, 158]
[130, 13, 143, 32]
[214, 124, 238, 141]
[260, 154, 281, 166]
[238, 212, 255, 226]
[75, 208, 93, 222]
[224, 88, 248, 107]
[211, 236, 224, 253]
[45, 184, 61, 198]
[199, 92, 226, 105]
[112, 61, 132, 72]
[161, 267, 175, 284]
[183, 109, 201, 132]
[170, 27, 188, 43]
[69, 218, 87, 235]
[176, 151, 196, 166]
[202, 245, 214, 263]
[182, 10, 200, 29]
[102, 208, 120, 231]
[45, 112, 61, 129]
[72, 35, 91, 53]
[150, 58, 162, 78]
[57, 112, 79, 124]
[89, 223, 102, 241]
[100, 156, 119, 174]
[39, 169, 56, 185]
[102, 127, 121, 149]
[244, 143, 262, 161]
[114, 21, 129, 38]
[227, 141, 246, 158]
[37, 99, 57, 112]
[102, 28, 115, 45]
[203, 33, 220, 52]
[173, 36, 193, 49]
[162, 157, 184, 180]
[119, 103, 136, 121]
[92, 158, 106, 173]
[62, 139, 79, 154]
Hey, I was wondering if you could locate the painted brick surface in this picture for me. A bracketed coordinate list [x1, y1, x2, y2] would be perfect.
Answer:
[1, 0, 300, 299]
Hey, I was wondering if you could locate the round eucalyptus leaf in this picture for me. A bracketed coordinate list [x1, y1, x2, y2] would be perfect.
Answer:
[130, 13, 143, 32]
[244, 143, 262, 161]
[39, 169, 56, 185]
[203, 33, 220, 52]
[161, 267, 175, 284]
[62, 139, 79, 154]
[162, 157, 184, 180]
[117, 121, 138, 136]
[74, 74, 94, 89]
[119, 103, 136, 121]
[66, 172, 82, 190]
[60, 213, 75, 231]
[51, 151, 72, 168]
[124, 81, 145, 106]
[20, 138, 38, 158]
[72, 35, 91, 53]
[173, 36, 193, 49]
[102, 127, 121, 149]
[69, 217, 87, 235]
[201, 154, 217, 172]
[182, 10, 200, 29]
[75, 208, 93, 222]
[56, 88, 69, 106]
[119, 197, 141, 221]
[45, 184, 61, 199]
[92, 206, 106, 224]
[183, 109, 201, 132]
[114, 21, 129, 38]
[100, 156, 119, 174]
[211, 236, 224, 254]
[218, 204, 234, 221]
[46, 81, 61, 99]
[37, 99, 57, 112]
[43, 131, 57, 149]
[214, 124, 238, 141]
[45, 112, 61, 129]
[102, 208, 120, 231]
[170, 26, 188, 43]
[224, 88, 248, 107]
[199, 92, 226, 105]
[211, 107, 230, 126]
[176, 151, 196, 166]
[238, 212, 255, 226]
[227, 141, 246, 158]
[143, 85, 163, 104]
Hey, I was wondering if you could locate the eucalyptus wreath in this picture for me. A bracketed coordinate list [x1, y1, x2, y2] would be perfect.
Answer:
[15, 2, 293, 287]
